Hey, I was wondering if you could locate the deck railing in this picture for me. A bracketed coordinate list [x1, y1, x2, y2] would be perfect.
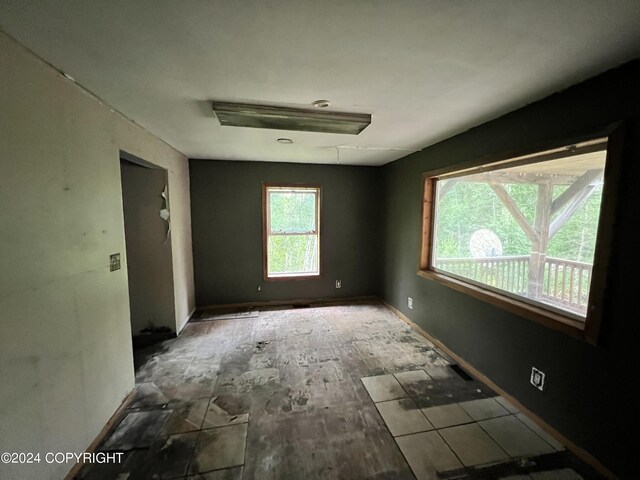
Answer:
[434, 255, 592, 315]
[540, 257, 592, 313]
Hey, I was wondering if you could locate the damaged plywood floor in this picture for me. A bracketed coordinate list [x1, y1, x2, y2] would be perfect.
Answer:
[78, 301, 603, 480]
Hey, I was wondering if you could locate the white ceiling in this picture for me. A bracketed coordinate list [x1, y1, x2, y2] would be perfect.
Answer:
[2, 1, 640, 166]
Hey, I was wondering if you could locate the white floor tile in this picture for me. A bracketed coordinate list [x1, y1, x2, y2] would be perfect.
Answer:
[439, 423, 509, 467]
[480, 415, 556, 457]
[396, 431, 463, 479]
[495, 396, 520, 414]
[515, 414, 565, 451]
[459, 397, 510, 421]
[421, 403, 473, 429]
[361, 374, 406, 402]
[376, 398, 433, 436]
[394, 369, 431, 384]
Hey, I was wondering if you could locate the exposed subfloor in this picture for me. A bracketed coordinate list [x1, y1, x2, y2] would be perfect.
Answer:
[78, 301, 603, 480]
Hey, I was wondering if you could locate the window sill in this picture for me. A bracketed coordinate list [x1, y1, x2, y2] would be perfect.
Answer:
[417, 269, 594, 342]
[265, 273, 321, 282]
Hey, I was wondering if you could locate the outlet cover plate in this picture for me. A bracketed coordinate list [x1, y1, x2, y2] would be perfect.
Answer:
[110, 253, 121, 272]
[531, 367, 545, 391]
[408, 297, 413, 309]
[336, 280, 341, 289]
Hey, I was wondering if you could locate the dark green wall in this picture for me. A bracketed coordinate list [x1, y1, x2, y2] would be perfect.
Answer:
[381, 61, 640, 478]
[190, 160, 381, 306]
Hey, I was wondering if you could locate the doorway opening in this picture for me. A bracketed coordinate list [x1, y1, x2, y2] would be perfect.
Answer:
[120, 153, 176, 369]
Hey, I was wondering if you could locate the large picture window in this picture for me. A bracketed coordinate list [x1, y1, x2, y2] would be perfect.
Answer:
[419, 134, 620, 342]
[263, 184, 320, 279]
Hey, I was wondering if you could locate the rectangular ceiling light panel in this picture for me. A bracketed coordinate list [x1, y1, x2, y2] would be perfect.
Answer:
[212, 101, 371, 135]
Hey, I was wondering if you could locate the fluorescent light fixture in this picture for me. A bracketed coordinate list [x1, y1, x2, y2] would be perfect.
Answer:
[211, 101, 370, 135]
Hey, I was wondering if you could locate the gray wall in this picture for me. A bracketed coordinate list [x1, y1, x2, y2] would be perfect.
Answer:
[190, 160, 381, 306]
[381, 61, 639, 478]
[121, 161, 175, 334]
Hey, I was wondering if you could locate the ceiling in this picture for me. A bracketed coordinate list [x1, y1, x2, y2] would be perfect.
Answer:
[1, 1, 640, 166]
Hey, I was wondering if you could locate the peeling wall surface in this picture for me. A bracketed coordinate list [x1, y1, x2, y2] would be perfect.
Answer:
[121, 161, 176, 335]
[381, 61, 640, 478]
[0, 31, 194, 480]
[189, 160, 382, 306]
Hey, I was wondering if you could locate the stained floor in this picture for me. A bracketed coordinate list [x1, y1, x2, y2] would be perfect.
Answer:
[78, 301, 603, 480]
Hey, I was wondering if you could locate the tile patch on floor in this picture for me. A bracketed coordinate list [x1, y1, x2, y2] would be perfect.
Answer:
[362, 368, 600, 479]
[86, 385, 250, 478]
[396, 430, 463, 479]
[479, 415, 556, 458]
[147, 431, 200, 479]
[202, 397, 250, 429]
[516, 413, 566, 451]
[421, 402, 473, 429]
[189, 423, 248, 474]
[375, 397, 433, 436]
[495, 395, 521, 414]
[411, 364, 493, 408]
[129, 381, 170, 408]
[438, 422, 510, 467]
[361, 374, 407, 402]
[101, 410, 171, 451]
[393, 369, 432, 397]
[459, 397, 511, 421]
[163, 399, 209, 435]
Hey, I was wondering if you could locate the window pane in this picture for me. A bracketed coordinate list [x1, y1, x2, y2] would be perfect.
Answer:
[268, 234, 319, 276]
[269, 190, 316, 233]
[432, 148, 606, 321]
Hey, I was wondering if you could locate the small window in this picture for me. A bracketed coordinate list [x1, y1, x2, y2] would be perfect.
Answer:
[263, 184, 320, 279]
[419, 136, 617, 340]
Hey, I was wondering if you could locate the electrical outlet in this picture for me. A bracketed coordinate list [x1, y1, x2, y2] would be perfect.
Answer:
[408, 297, 413, 309]
[109, 253, 121, 272]
[530, 367, 545, 391]
[335, 280, 342, 289]
[257, 285, 261, 292]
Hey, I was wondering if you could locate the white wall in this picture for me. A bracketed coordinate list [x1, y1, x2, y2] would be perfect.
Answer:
[0, 31, 195, 480]
[116, 111, 196, 333]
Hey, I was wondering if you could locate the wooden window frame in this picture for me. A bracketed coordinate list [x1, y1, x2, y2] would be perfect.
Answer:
[418, 124, 625, 344]
[262, 183, 322, 281]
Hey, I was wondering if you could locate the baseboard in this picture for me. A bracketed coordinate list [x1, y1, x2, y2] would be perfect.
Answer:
[197, 295, 378, 312]
[380, 300, 617, 480]
[177, 307, 196, 333]
[64, 387, 137, 480]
